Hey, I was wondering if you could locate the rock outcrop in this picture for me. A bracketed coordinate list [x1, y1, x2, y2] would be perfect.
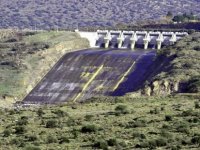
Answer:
[143, 80, 180, 96]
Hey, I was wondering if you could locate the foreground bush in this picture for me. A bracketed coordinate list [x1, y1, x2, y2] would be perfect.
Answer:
[46, 135, 58, 144]
[186, 76, 200, 93]
[81, 124, 98, 133]
[46, 119, 58, 128]
[3, 129, 12, 137]
[115, 105, 129, 115]
[93, 139, 108, 150]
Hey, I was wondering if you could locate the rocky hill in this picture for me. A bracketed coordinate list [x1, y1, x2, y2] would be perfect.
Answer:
[0, 0, 200, 29]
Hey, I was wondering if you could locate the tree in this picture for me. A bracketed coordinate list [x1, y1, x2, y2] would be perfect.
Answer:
[166, 11, 173, 18]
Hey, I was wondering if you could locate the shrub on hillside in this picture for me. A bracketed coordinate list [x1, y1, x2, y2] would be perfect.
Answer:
[25, 146, 41, 150]
[194, 101, 200, 109]
[107, 138, 117, 146]
[136, 138, 167, 148]
[115, 105, 129, 115]
[127, 120, 146, 128]
[81, 124, 98, 133]
[193, 46, 200, 51]
[45, 119, 58, 128]
[176, 124, 190, 134]
[191, 135, 200, 145]
[3, 128, 12, 137]
[16, 116, 29, 126]
[59, 136, 70, 144]
[37, 108, 45, 117]
[10, 137, 25, 147]
[132, 132, 146, 139]
[85, 114, 93, 121]
[165, 115, 173, 121]
[186, 76, 200, 93]
[15, 126, 26, 134]
[93, 139, 108, 150]
[52, 109, 67, 117]
[46, 135, 58, 144]
[26, 135, 38, 142]
[150, 107, 160, 114]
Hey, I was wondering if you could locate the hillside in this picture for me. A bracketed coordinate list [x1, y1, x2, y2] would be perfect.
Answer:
[0, 95, 200, 149]
[139, 32, 200, 96]
[0, 30, 89, 108]
[0, 0, 200, 29]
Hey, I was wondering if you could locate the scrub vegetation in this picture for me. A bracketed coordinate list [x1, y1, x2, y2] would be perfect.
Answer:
[0, 0, 200, 29]
[141, 32, 200, 96]
[0, 95, 199, 149]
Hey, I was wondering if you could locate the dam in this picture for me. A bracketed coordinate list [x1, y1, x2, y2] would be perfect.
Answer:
[23, 49, 156, 104]
[78, 30, 188, 50]
[23, 30, 188, 104]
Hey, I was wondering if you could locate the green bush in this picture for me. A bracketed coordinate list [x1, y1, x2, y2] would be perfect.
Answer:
[176, 124, 190, 134]
[186, 76, 200, 93]
[25, 146, 41, 150]
[107, 138, 117, 146]
[59, 136, 70, 144]
[93, 139, 108, 150]
[193, 46, 200, 51]
[132, 132, 146, 139]
[165, 115, 173, 121]
[3, 128, 12, 137]
[155, 138, 167, 147]
[66, 118, 76, 126]
[181, 109, 194, 117]
[26, 135, 38, 142]
[46, 119, 58, 128]
[15, 126, 26, 134]
[85, 115, 93, 121]
[81, 124, 98, 133]
[160, 129, 173, 139]
[71, 128, 79, 139]
[191, 135, 200, 145]
[46, 135, 58, 144]
[17, 118, 28, 126]
[170, 145, 182, 150]
[10, 138, 25, 147]
[150, 107, 160, 114]
[127, 120, 146, 128]
[194, 101, 200, 109]
[115, 105, 129, 115]
[52, 109, 67, 117]
[37, 108, 45, 117]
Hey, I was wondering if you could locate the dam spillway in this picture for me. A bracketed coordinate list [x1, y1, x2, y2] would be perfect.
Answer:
[78, 30, 188, 50]
[23, 49, 156, 104]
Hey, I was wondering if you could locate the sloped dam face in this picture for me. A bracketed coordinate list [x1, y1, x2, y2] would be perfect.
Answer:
[23, 49, 156, 104]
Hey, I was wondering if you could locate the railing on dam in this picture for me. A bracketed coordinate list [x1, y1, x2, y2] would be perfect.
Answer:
[77, 30, 188, 50]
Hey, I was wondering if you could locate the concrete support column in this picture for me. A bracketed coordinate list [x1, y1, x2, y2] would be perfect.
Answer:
[130, 39, 136, 50]
[144, 40, 149, 50]
[157, 40, 162, 50]
[117, 39, 123, 48]
[143, 33, 150, 50]
[104, 39, 110, 48]
[170, 33, 176, 45]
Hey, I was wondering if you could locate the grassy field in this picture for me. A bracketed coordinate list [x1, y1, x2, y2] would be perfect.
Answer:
[0, 30, 89, 107]
[0, 95, 199, 149]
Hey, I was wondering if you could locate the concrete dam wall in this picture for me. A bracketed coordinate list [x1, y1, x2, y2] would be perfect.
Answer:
[78, 30, 188, 50]
[23, 49, 156, 104]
